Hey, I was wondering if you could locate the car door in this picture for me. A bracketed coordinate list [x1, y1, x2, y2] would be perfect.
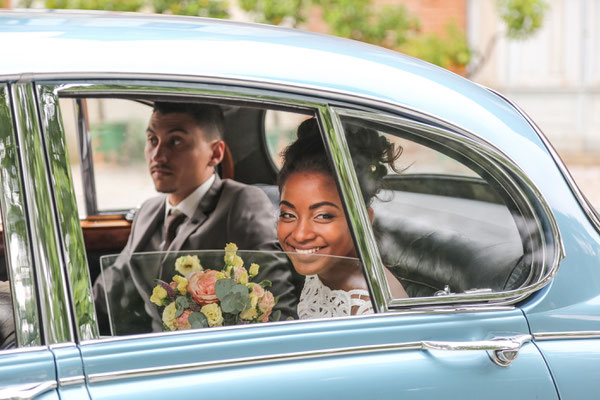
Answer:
[39, 79, 560, 399]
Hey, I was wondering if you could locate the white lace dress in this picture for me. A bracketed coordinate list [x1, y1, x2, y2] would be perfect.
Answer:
[297, 275, 373, 319]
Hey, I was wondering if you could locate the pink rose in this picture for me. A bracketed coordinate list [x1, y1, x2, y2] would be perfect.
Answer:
[188, 270, 218, 305]
[173, 309, 192, 330]
[258, 291, 275, 321]
[251, 284, 265, 298]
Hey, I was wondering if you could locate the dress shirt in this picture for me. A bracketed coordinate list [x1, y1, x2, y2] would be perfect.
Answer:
[164, 173, 216, 226]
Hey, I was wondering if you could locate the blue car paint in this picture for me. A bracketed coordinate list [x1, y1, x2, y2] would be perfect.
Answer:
[0, 10, 599, 399]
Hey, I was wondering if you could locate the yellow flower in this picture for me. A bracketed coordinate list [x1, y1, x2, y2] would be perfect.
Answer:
[173, 275, 188, 294]
[232, 255, 244, 268]
[162, 302, 177, 330]
[175, 255, 203, 277]
[224, 242, 238, 264]
[201, 303, 224, 327]
[239, 305, 258, 321]
[249, 263, 259, 277]
[215, 272, 225, 280]
[249, 292, 259, 309]
[150, 285, 167, 306]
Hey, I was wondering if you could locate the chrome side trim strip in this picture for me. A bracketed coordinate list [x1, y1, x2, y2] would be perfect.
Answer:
[488, 87, 600, 234]
[0, 381, 57, 400]
[59, 376, 85, 387]
[534, 331, 600, 341]
[88, 341, 423, 383]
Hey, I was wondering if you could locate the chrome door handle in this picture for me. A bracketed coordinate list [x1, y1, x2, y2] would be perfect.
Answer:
[0, 381, 57, 400]
[421, 334, 532, 366]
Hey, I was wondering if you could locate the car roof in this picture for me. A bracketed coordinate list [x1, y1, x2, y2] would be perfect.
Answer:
[0, 10, 544, 152]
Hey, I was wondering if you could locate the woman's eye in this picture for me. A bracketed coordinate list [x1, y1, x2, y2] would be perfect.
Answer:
[147, 137, 158, 146]
[316, 213, 334, 220]
[171, 137, 182, 146]
[279, 212, 295, 220]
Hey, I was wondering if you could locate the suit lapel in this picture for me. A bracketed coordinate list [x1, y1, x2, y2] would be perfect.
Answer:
[168, 175, 223, 251]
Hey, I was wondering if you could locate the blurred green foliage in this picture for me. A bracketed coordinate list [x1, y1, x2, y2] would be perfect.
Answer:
[401, 21, 471, 70]
[152, 0, 229, 18]
[21, 0, 548, 70]
[315, 0, 418, 47]
[497, 0, 549, 39]
[238, 0, 308, 25]
[44, 0, 145, 12]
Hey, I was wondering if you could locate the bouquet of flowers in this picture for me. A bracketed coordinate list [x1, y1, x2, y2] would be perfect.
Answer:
[150, 243, 278, 330]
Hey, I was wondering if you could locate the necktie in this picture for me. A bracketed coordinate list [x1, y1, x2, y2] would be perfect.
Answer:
[163, 211, 186, 250]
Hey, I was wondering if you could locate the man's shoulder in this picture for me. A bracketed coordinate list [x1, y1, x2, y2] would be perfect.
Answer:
[219, 179, 276, 208]
[134, 194, 166, 218]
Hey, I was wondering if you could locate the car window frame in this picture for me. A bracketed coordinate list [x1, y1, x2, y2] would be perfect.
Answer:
[37, 78, 564, 341]
[328, 107, 564, 310]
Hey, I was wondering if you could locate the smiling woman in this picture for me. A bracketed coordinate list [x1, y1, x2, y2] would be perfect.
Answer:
[277, 118, 408, 319]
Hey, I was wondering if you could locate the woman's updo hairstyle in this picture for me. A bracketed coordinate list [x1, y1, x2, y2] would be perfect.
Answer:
[278, 118, 402, 206]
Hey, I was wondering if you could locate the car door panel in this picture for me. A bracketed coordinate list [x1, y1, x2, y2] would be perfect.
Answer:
[80, 310, 557, 399]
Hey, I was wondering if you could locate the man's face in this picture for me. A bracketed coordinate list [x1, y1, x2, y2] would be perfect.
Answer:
[145, 111, 221, 204]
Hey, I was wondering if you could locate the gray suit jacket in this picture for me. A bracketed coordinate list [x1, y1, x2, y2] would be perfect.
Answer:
[94, 176, 298, 334]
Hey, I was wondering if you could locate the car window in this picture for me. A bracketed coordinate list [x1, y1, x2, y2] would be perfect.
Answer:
[52, 92, 382, 336]
[339, 116, 533, 299]
[61, 98, 155, 216]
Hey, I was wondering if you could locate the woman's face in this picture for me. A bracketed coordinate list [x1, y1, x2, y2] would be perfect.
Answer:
[278, 171, 357, 277]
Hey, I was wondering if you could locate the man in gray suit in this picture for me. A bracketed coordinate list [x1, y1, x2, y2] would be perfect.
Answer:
[94, 102, 297, 334]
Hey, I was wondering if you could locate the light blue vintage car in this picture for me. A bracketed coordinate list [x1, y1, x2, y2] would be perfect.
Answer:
[0, 9, 598, 400]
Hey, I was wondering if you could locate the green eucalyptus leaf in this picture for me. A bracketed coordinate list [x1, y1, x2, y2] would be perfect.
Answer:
[189, 312, 209, 329]
[221, 292, 248, 314]
[215, 278, 235, 300]
[271, 310, 281, 322]
[175, 296, 189, 317]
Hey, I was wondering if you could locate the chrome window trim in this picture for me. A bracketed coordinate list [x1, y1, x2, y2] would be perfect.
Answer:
[0, 344, 51, 356]
[487, 87, 600, 234]
[37, 84, 99, 341]
[88, 341, 424, 384]
[534, 331, 600, 341]
[324, 108, 390, 312]
[39, 79, 560, 329]
[74, 98, 98, 217]
[0, 85, 41, 347]
[12, 82, 74, 344]
[330, 107, 564, 308]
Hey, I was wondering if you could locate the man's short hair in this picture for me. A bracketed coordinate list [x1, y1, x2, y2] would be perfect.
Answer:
[153, 102, 224, 140]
